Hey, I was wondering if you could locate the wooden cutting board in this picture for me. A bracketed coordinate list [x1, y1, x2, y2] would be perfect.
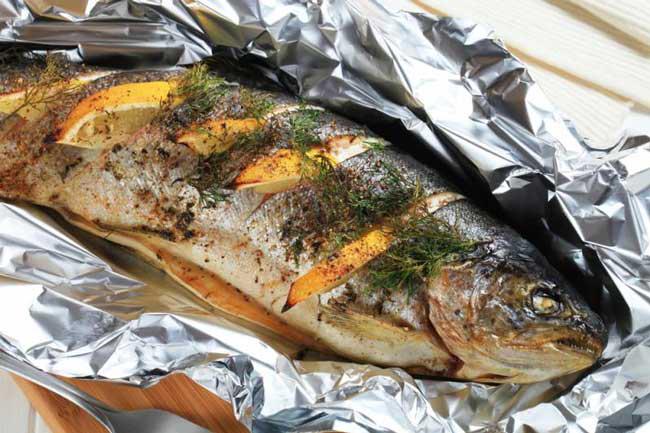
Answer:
[12, 373, 248, 433]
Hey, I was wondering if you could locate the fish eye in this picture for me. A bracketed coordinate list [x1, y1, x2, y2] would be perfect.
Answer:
[530, 289, 562, 315]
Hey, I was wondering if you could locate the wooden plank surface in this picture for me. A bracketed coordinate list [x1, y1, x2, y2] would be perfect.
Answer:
[2, 1, 648, 432]
[412, 0, 650, 108]
[409, 0, 649, 149]
[12, 373, 248, 433]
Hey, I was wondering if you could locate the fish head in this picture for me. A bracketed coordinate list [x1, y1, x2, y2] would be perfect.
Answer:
[427, 247, 606, 383]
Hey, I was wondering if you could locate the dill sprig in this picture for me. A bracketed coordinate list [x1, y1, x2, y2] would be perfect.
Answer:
[348, 160, 421, 228]
[176, 64, 227, 116]
[290, 108, 322, 153]
[2, 54, 79, 122]
[0, 47, 44, 69]
[368, 214, 476, 296]
[190, 129, 269, 206]
[192, 151, 230, 207]
[278, 106, 424, 262]
[361, 137, 387, 152]
[240, 87, 276, 119]
[164, 63, 230, 128]
[162, 63, 277, 132]
[282, 152, 422, 258]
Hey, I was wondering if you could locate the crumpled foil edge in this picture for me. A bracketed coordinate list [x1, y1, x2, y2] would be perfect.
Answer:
[0, 0, 649, 432]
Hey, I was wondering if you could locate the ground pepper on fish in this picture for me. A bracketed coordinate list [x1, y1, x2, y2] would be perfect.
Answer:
[288, 107, 323, 154]
[156, 63, 277, 133]
[158, 63, 279, 205]
[0, 49, 48, 94]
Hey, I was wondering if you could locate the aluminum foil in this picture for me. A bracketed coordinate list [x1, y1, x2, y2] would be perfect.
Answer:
[0, 0, 649, 432]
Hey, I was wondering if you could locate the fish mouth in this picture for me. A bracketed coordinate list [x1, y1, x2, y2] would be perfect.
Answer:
[550, 336, 603, 358]
[508, 327, 605, 361]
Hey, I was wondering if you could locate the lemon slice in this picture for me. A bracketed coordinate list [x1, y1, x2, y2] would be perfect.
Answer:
[176, 118, 263, 155]
[55, 81, 177, 148]
[174, 104, 327, 156]
[232, 149, 304, 194]
[0, 91, 27, 117]
[234, 135, 372, 194]
[0, 71, 112, 122]
[283, 229, 394, 311]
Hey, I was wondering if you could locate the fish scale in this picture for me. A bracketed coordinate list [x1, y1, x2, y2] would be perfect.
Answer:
[0, 59, 606, 383]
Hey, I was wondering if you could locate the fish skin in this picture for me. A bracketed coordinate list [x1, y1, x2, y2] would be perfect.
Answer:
[0, 62, 606, 383]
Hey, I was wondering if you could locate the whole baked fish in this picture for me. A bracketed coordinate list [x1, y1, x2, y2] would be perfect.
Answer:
[0, 54, 606, 383]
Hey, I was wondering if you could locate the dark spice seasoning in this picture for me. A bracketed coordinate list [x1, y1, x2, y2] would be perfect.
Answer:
[175, 210, 195, 232]
[61, 157, 83, 181]
[138, 225, 176, 241]
[239, 87, 276, 119]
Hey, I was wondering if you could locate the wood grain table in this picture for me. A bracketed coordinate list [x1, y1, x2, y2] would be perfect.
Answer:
[1, 0, 648, 432]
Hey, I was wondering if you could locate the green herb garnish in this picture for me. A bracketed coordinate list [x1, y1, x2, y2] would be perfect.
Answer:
[368, 213, 475, 296]
[289, 108, 323, 153]
[197, 182, 230, 207]
[361, 137, 387, 152]
[282, 152, 422, 259]
[240, 88, 276, 119]
[190, 151, 227, 206]
[161, 63, 230, 129]
[347, 160, 421, 228]
[176, 64, 227, 116]
[280, 106, 421, 257]
[289, 236, 305, 266]
[1, 54, 79, 123]
[190, 129, 269, 206]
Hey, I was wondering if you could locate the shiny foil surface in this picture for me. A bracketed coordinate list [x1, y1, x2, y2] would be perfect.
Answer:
[1, 0, 649, 432]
